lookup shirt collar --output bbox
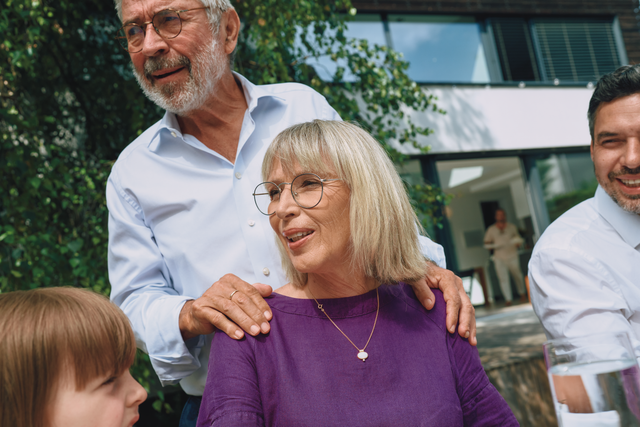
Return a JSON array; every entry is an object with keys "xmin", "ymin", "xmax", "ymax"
[
  {"xmin": 147, "ymin": 71, "xmax": 285, "ymax": 150},
  {"xmin": 596, "ymin": 185, "xmax": 640, "ymax": 249},
  {"xmin": 233, "ymin": 71, "xmax": 285, "ymax": 112}
]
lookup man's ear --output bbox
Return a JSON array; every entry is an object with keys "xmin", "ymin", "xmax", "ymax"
[
  {"xmin": 221, "ymin": 9, "xmax": 240, "ymax": 55},
  {"xmin": 590, "ymin": 139, "xmax": 594, "ymax": 162}
]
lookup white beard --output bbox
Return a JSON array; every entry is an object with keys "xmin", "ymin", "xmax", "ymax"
[{"xmin": 132, "ymin": 38, "xmax": 227, "ymax": 116}]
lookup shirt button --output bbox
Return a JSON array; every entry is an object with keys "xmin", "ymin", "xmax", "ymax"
[
  {"xmin": 248, "ymin": 220, "xmax": 255, "ymax": 227},
  {"xmin": 235, "ymin": 172, "xmax": 242, "ymax": 179},
  {"xmin": 171, "ymin": 131, "xmax": 177, "ymax": 138},
  {"xmin": 262, "ymin": 268, "xmax": 270, "ymax": 276}
]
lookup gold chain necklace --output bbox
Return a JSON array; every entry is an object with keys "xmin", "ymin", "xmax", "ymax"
[{"xmin": 309, "ymin": 288, "xmax": 379, "ymax": 362}]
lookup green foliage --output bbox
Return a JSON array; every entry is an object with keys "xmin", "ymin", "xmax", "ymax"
[
  {"xmin": 546, "ymin": 179, "xmax": 598, "ymax": 223},
  {"xmin": 0, "ymin": 141, "xmax": 111, "ymax": 291},
  {"xmin": 1, "ymin": 0, "xmax": 164, "ymax": 409},
  {"xmin": 406, "ymin": 182, "xmax": 454, "ymax": 232},
  {"xmin": 1, "ymin": 0, "xmax": 449, "ymax": 416}
]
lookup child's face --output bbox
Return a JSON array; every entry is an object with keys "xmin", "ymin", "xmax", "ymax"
[{"xmin": 48, "ymin": 368, "xmax": 147, "ymax": 427}]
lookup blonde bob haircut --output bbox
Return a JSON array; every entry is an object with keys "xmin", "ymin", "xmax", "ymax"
[
  {"xmin": 0, "ymin": 287, "xmax": 137, "ymax": 427},
  {"xmin": 262, "ymin": 120, "xmax": 427, "ymax": 287}
]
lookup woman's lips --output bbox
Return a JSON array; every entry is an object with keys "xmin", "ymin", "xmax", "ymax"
[{"xmin": 283, "ymin": 229, "xmax": 314, "ymax": 250}]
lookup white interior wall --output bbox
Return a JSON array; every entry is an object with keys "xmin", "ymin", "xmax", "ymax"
[{"xmin": 510, "ymin": 179, "xmax": 531, "ymax": 219}]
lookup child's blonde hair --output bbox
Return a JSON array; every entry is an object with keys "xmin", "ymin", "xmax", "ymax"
[{"xmin": 0, "ymin": 287, "xmax": 137, "ymax": 427}]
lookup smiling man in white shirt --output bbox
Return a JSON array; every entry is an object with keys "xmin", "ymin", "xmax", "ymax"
[
  {"xmin": 529, "ymin": 64, "xmax": 640, "ymax": 355},
  {"xmin": 107, "ymin": 0, "xmax": 476, "ymax": 424}
]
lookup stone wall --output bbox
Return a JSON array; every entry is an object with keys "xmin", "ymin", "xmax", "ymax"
[{"xmin": 486, "ymin": 356, "xmax": 557, "ymax": 427}]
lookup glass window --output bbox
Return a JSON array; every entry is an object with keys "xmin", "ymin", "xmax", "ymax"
[
  {"xmin": 490, "ymin": 18, "xmax": 540, "ymax": 82},
  {"xmin": 298, "ymin": 15, "xmax": 386, "ymax": 82},
  {"xmin": 532, "ymin": 19, "xmax": 622, "ymax": 82},
  {"xmin": 396, "ymin": 159, "xmax": 425, "ymax": 186},
  {"xmin": 345, "ymin": 15, "xmax": 387, "ymax": 44},
  {"xmin": 388, "ymin": 15, "xmax": 490, "ymax": 83},
  {"xmin": 535, "ymin": 153, "xmax": 597, "ymax": 222}
]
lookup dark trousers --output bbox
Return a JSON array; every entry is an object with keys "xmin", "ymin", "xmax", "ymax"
[{"xmin": 179, "ymin": 396, "xmax": 202, "ymax": 427}]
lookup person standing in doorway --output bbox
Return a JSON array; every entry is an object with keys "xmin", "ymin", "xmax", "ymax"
[{"xmin": 484, "ymin": 209, "xmax": 527, "ymax": 306}]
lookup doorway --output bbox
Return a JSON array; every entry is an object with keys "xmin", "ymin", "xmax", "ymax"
[{"xmin": 435, "ymin": 157, "xmax": 534, "ymax": 305}]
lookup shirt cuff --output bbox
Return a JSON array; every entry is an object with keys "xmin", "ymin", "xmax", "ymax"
[{"xmin": 145, "ymin": 296, "xmax": 206, "ymax": 386}]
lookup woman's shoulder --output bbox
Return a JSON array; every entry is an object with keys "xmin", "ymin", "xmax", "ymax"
[
  {"xmin": 383, "ymin": 283, "xmax": 448, "ymax": 331},
  {"xmin": 264, "ymin": 292, "xmax": 326, "ymax": 318}
]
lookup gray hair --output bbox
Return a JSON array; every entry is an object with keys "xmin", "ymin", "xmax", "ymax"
[
  {"xmin": 262, "ymin": 120, "xmax": 427, "ymax": 287},
  {"xmin": 114, "ymin": 0, "xmax": 234, "ymax": 33}
]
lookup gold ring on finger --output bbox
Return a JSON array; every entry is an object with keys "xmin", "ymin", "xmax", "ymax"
[{"xmin": 229, "ymin": 290, "xmax": 239, "ymax": 300}]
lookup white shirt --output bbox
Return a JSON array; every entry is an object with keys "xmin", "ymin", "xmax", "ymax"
[
  {"xmin": 529, "ymin": 186, "xmax": 640, "ymax": 354},
  {"xmin": 107, "ymin": 73, "xmax": 446, "ymax": 395},
  {"xmin": 484, "ymin": 223, "xmax": 522, "ymax": 260}
]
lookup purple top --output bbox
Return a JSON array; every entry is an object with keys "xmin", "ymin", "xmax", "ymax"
[{"xmin": 197, "ymin": 284, "xmax": 517, "ymax": 426}]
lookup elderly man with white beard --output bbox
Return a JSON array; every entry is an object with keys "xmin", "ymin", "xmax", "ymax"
[{"xmin": 107, "ymin": 0, "xmax": 476, "ymax": 423}]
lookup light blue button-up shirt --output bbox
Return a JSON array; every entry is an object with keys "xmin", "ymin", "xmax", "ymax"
[{"xmin": 107, "ymin": 73, "xmax": 445, "ymax": 395}]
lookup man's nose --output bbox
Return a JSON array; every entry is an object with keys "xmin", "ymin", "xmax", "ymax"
[
  {"xmin": 623, "ymin": 139, "xmax": 640, "ymax": 169},
  {"xmin": 140, "ymin": 24, "xmax": 169, "ymax": 57}
]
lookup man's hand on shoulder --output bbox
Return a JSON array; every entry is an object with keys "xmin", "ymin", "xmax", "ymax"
[
  {"xmin": 410, "ymin": 262, "xmax": 477, "ymax": 346},
  {"xmin": 179, "ymin": 274, "xmax": 273, "ymax": 341}
]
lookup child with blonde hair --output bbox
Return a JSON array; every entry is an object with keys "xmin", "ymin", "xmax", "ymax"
[{"xmin": 0, "ymin": 287, "xmax": 147, "ymax": 427}]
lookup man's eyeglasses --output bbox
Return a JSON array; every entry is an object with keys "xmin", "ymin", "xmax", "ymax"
[
  {"xmin": 115, "ymin": 7, "xmax": 209, "ymax": 53},
  {"xmin": 252, "ymin": 173, "xmax": 342, "ymax": 216}
]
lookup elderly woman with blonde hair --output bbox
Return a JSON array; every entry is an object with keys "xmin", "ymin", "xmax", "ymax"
[{"xmin": 197, "ymin": 120, "xmax": 516, "ymax": 426}]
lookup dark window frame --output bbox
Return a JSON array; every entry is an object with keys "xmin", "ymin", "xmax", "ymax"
[{"xmin": 318, "ymin": 13, "xmax": 627, "ymax": 86}]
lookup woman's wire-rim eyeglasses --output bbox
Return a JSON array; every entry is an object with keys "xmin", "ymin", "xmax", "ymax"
[
  {"xmin": 252, "ymin": 173, "xmax": 342, "ymax": 216},
  {"xmin": 115, "ymin": 7, "xmax": 210, "ymax": 53}
]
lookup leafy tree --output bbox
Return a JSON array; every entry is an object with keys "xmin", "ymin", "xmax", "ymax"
[{"xmin": 1, "ymin": 0, "xmax": 448, "ymax": 419}]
